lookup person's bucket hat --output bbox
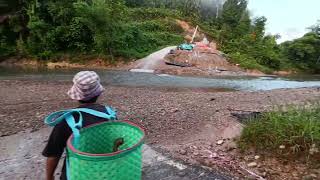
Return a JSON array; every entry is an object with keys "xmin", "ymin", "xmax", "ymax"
[{"xmin": 67, "ymin": 71, "xmax": 104, "ymax": 101}]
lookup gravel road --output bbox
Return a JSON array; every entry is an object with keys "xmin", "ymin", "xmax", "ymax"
[
  {"xmin": 1, "ymin": 80, "xmax": 319, "ymax": 144},
  {"xmin": 1, "ymin": 80, "xmax": 320, "ymax": 179}
]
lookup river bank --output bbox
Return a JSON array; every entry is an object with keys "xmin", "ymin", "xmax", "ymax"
[
  {"xmin": 1, "ymin": 79, "xmax": 320, "ymax": 179},
  {"xmin": 0, "ymin": 57, "xmax": 131, "ymax": 70},
  {"xmin": 0, "ymin": 55, "xmax": 296, "ymax": 78}
]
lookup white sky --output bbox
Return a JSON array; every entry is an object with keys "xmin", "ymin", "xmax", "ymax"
[{"xmin": 248, "ymin": 0, "xmax": 320, "ymax": 43}]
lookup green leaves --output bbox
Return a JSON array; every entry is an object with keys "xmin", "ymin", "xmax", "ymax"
[
  {"xmin": 221, "ymin": 0, "xmax": 248, "ymax": 29},
  {"xmin": 253, "ymin": 16, "xmax": 267, "ymax": 39},
  {"xmin": 2, "ymin": 0, "xmax": 318, "ymax": 71},
  {"xmin": 73, "ymin": 0, "xmax": 127, "ymax": 54},
  {"xmin": 281, "ymin": 29, "xmax": 320, "ymax": 73}
]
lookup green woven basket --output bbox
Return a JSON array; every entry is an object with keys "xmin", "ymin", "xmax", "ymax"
[{"xmin": 66, "ymin": 121, "xmax": 145, "ymax": 180}]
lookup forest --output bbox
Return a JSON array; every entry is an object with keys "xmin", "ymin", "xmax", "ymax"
[{"xmin": 0, "ymin": 0, "xmax": 319, "ymax": 73}]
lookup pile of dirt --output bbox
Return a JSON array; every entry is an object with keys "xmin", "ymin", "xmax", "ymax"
[
  {"xmin": 165, "ymin": 48, "xmax": 240, "ymax": 71},
  {"xmin": 166, "ymin": 20, "xmax": 245, "ymax": 74},
  {"xmin": 162, "ymin": 42, "xmax": 246, "ymax": 77}
]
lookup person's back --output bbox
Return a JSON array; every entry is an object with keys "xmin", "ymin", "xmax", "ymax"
[{"xmin": 42, "ymin": 71, "xmax": 110, "ymax": 180}]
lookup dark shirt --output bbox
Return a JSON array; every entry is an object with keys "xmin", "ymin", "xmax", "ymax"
[{"xmin": 42, "ymin": 103, "xmax": 109, "ymax": 180}]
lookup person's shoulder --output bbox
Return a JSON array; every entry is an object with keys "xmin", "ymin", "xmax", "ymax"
[
  {"xmin": 78, "ymin": 103, "xmax": 106, "ymax": 112},
  {"xmin": 54, "ymin": 119, "xmax": 69, "ymax": 130}
]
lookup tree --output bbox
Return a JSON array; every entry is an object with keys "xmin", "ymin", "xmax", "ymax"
[
  {"xmin": 235, "ymin": 10, "xmax": 251, "ymax": 37},
  {"xmin": 221, "ymin": 0, "xmax": 248, "ymax": 29},
  {"xmin": 253, "ymin": 16, "xmax": 267, "ymax": 39},
  {"xmin": 74, "ymin": 0, "xmax": 127, "ymax": 56},
  {"xmin": 281, "ymin": 29, "xmax": 320, "ymax": 72},
  {"xmin": 309, "ymin": 20, "xmax": 320, "ymax": 35}
]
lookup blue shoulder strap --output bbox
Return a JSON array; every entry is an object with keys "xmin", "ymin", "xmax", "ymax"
[{"xmin": 44, "ymin": 106, "xmax": 117, "ymax": 146}]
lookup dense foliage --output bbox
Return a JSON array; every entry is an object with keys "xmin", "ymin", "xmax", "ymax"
[
  {"xmin": 200, "ymin": 0, "xmax": 282, "ymax": 72},
  {"xmin": 0, "ymin": 0, "xmax": 183, "ymax": 60},
  {"xmin": 0, "ymin": 0, "xmax": 319, "ymax": 73},
  {"xmin": 281, "ymin": 22, "xmax": 320, "ymax": 73}
]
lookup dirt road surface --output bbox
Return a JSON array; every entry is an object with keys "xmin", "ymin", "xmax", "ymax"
[{"xmin": 1, "ymin": 80, "xmax": 320, "ymax": 179}]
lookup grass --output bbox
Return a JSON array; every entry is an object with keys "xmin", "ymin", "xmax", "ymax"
[{"xmin": 238, "ymin": 104, "xmax": 320, "ymax": 156}]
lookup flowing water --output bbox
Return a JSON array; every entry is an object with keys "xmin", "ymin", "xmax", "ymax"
[{"xmin": 0, "ymin": 67, "xmax": 319, "ymax": 91}]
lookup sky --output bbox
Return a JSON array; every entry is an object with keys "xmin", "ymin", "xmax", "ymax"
[{"xmin": 248, "ymin": 0, "xmax": 320, "ymax": 43}]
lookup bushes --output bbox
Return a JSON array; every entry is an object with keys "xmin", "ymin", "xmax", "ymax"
[
  {"xmin": 228, "ymin": 52, "xmax": 272, "ymax": 73},
  {"xmin": 11, "ymin": 1, "xmax": 90, "ymax": 59},
  {"xmin": 128, "ymin": 8, "xmax": 181, "ymax": 21},
  {"xmin": 0, "ymin": 19, "xmax": 19, "ymax": 59},
  {"xmin": 72, "ymin": 1, "xmax": 183, "ymax": 59},
  {"xmin": 19, "ymin": 0, "xmax": 184, "ymax": 60},
  {"xmin": 137, "ymin": 19, "xmax": 184, "ymax": 34},
  {"xmin": 1, "ymin": 0, "xmax": 319, "ymax": 73},
  {"xmin": 0, "ymin": 33, "xmax": 16, "ymax": 59},
  {"xmin": 222, "ymin": 35, "xmax": 282, "ymax": 73},
  {"xmin": 281, "ymin": 32, "xmax": 320, "ymax": 73},
  {"xmin": 239, "ymin": 104, "xmax": 320, "ymax": 156},
  {"xmin": 0, "ymin": 39, "xmax": 16, "ymax": 59},
  {"xmin": 0, "ymin": 0, "xmax": 185, "ymax": 61},
  {"xmin": 112, "ymin": 23, "xmax": 183, "ymax": 58}
]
